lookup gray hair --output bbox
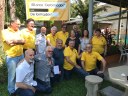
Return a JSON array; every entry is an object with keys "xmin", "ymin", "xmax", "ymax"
[
  {"xmin": 51, "ymin": 26, "xmax": 57, "ymax": 31},
  {"xmin": 46, "ymin": 46, "xmax": 53, "ymax": 52}
]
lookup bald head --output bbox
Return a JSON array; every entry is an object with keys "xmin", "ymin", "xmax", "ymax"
[
  {"xmin": 41, "ymin": 27, "xmax": 46, "ymax": 35},
  {"xmin": 25, "ymin": 49, "xmax": 35, "ymax": 64}
]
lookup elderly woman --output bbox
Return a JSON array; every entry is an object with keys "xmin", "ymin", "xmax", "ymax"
[{"xmin": 90, "ymin": 28, "xmax": 107, "ymax": 70}]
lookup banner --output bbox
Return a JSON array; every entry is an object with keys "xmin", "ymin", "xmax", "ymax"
[{"xmin": 25, "ymin": 0, "xmax": 70, "ymax": 21}]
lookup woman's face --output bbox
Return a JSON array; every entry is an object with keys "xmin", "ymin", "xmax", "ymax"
[
  {"xmin": 95, "ymin": 31, "xmax": 101, "ymax": 36},
  {"xmin": 83, "ymin": 30, "xmax": 88, "ymax": 37},
  {"xmin": 70, "ymin": 30, "xmax": 75, "ymax": 37}
]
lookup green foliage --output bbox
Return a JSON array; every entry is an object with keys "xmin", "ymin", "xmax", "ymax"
[
  {"xmin": 0, "ymin": 44, "xmax": 7, "ymax": 83},
  {"xmin": 71, "ymin": 0, "xmax": 110, "ymax": 30},
  {"xmin": 5, "ymin": 0, "xmax": 26, "ymax": 23},
  {"xmin": 15, "ymin": 0, "xmax": 26, "ymax": 22}
]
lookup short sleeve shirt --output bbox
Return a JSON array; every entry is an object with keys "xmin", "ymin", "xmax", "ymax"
[
  {"xmin": 56, "ymin": 31, "xmax": 69, "ymax": 46},
  {"xmin": 1, "ymin": 27, "xmax": 23, "ymax": 57},
  {"xmin": 64, "ymin": 46, "xmax": 78, "ymax": 70},
  {"xmin": 21, "ymin": 28, "xmax": 36, "ymax": 49},
  {"xmin": 15, "ymin": 59, "xmax": 37, "ymax": 90},
  {"xmin": 81, "ymin": 51, "xmax": 103, "ymax": 71},
  {"xmin": 46, "ymin": 33, "xmax": 57, "ymax": 47},
  {"xmin": 91, "ymin": 36, "xmax": 107, "ymax": 54}
]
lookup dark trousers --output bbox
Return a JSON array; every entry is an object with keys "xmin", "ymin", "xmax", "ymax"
[
  {"xmin": 15, "ymin": 80, "xmax": 52, "ymax": 96},
  {"xmin": 87, "ymin": 68, "xmax": 104, "ymax": 78},
  {"xmin": 64, "ymin": 67, "xmax": 89, "ymax": 80},
  {"xmin": 96, "ymin": 53, "xmax": 104, "ymax": 70}
]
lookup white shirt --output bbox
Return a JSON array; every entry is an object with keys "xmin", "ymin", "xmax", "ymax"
[
  {"xmin": 80, "ymin": 37, "xmax": 90, "ymax": 51},
  {"xmin": 35, "ymin": 33, "xmax": 47, "ymax": 54},
  {"xmin": 15, "ymin": 59, "xmax": 37, "ymax": 90}
]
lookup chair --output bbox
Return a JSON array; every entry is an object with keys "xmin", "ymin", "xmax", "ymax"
[{"xmin": 119, "ymin": 46, "xmax": 128, "ymax": 63}]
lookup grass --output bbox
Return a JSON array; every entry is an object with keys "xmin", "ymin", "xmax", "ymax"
[
  {"xmin": 0, "ymin": 44, "xmax": 125, "ymax": 96},
  {"xmin": 0, "ymin": 71, "xmax": 125, "ymax": 96}
]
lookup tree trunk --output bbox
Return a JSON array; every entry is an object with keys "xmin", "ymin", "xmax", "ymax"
[
  {"xmin": 9, "ymin": 0, "xmax": 16, "ymax": 19},
  {"xmin": 0, "ymin": 0, "xmax": 5, "ymax": 42},
  {"xmin": 82, "ymin": 18, "xmax": 88, "ymax": 32}
]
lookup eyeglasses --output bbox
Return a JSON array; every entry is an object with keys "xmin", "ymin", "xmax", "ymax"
[
  {"xmin": 48, "ymin": 50, "xmax": 53, "ymax": 53},
  {"xmin": 29, "ymin": 54, "xmax": 34, "ymax": 56}
]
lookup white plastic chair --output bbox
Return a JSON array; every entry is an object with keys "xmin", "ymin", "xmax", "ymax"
[{"xmin": 119, "ymin": 46, "xmax": 128, "ymax": 63}]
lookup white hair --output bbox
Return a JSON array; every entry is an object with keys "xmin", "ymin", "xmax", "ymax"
[
  {"xmin": 51, "ymin": 26, "xmax": 57, "ymax": 31},
  {"xmin": 46, "ymin": 46, "xmax": 53, "ymax": 52}
]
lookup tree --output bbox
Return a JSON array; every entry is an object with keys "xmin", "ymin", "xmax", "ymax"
[
  {"xmin": 0, "ymin": 0, "xmax": 5, "ymax": 41},
  {"xmin": 9, "ymin": 0, "xmax": 16, "ymax": 19},
  {"xmin": 71, "ymin": 0, "xmax": 109, "ymax": 31},
  {"xmin": 5, "ymin": 0, "xmax": 26, "ymax": 23}
]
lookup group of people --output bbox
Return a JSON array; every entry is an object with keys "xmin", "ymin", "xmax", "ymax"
[{"xmin": 1, "ymin": 17, "xmax": 107, "ymax": 96}]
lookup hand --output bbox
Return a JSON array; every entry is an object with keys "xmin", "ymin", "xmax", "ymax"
[
  {"xmin": 30, "ymin": 86, "xmax": 36, "ymax": 93},
  {"xmin": 97, "ymin": 71, "xmax": 104, "ymax": 74},
  {"xmin": 75, "ymin": 64, "xmax": 81, "ymax": 69}
]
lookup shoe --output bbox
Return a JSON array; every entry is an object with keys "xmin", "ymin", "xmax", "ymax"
[{"xmin": 10, "ymin": 92, "xmax": 16, "ymax": 96}]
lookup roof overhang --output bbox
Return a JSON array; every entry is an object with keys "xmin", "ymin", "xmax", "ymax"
[{"xmin": 96, "ymin": 0, "xmax": 128, "ymax": 8}]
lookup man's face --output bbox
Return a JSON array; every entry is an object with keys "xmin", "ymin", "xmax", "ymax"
[
  {"xmin": 27, "ymin": 51, "xmax": 35, "ymax": 63},
  {"xmin": 46, "ymin": 48, "xmax": 53, "ymax": 58},
  {"xmin": 86, "ymin": 44, "xmax": 92, "ymax": 53},
  {"xmin": 27, "ymin": 21, "xmax": 35, "ymax": 31},
  {"xmin": 41, "ymin": 27, "xmax": 46, "ymax": 35},
  {"xmin": 56, "ymin": 40, "xmax": 63, "ymax": 49},
  {"xmin": 11, "ymin": 19, "xmax": 21, "ymax": 31},
  {"xmin": 51, "ymin": 29, "xmax": 56, "ymax": 36},
  {"xmin": 62, "ymin": 25, "xmax": 67, "ymax": 32},
  {"xmin": 69, "ymin": 41, "xmax": 75, "ymax": 49}
]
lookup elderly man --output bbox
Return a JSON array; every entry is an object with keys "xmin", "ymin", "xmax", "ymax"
[
  {"xmin": 15, "ymin": 49, "xmax": 51, "ymax": 96},
  {"xmin": 47, "ymin": 26, "xmax": 57, "ymax": 47},
  {"xmin": 35, "ymin": 46, "xmax": 54, "ymax": 93},
  {"xmin": 35, "ymin": 26, "xmax": 50, "ymax": 54},
  {"xmin": 53, "ymin": 39, "xmax": 64, "ymax": 81},
  {"xmin": 21, "ymin": 18, "xmax": 36, "ymax": 51},
  {"xmin": 81, "ymin": 44, "xmax": 106, "ymax": 78},
  {"xmin": 1, "ymin": 17, "xmax": 25, "ymax": 96},
  {"xmin": 64, "ymin": 40, "xmax": 88, "ymax": 80}
]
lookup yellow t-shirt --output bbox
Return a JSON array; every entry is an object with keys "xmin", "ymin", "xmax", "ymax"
[
  {"xmin": 21, "ymin": 28, "xmax": 36, "ymax": 49},
  {"xmin": 92, "ymin": 36, "xmax": 107, "ymax": 54},
  {"xmin": 46, "ymin": 33, "xmax": 57, "ymax": 47},
  {"xmin": 64, "ymin": 46, "xmax": 78, "ymax": 70},
  {"xmin": 56, "ymin": 31, "xmax": 69, "ymax": 46},
  {"xmin": 1, "ymin": 27, "xmax": 23, "ymax": 57},
  {"xmin": 81, "ymin": 51, "xmax": 103, "ymax": 71}
]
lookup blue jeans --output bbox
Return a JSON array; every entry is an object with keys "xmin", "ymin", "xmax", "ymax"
[
  {"xmin": 64, "ymin": 67, "xmax": 89, "ymax": 80},
  {"xmin": 6, "ymin": 54, "xmax": 24, "ymax": 94},
  {"xmin": 16, "ymin": 80, "xmax": 52, "ymax": 96}
]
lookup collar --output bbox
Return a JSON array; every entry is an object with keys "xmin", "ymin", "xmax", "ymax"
[
  {"xmin": 8, "ymin": 27, "xmax": 19, "ymax": 32},
  {"xmin": 24, "ymin": 59, "xmax": 32, "ymax": 68}
]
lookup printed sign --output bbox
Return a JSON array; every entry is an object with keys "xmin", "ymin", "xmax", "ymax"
[{"xmin": 25, "ymin": 0, "xmax": 70, "ymax": 20}]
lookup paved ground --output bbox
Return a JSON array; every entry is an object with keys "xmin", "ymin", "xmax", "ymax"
[{"xmin": 104, "ymin": 60, "xmax": 128, "ymax": 80}]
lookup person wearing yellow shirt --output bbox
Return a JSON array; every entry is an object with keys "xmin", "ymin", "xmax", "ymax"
[
  {"xmin": 21, "ymin": 18, "xmax": 36, "ymax": 51},
  {"xmin": 56, "ymin": 24, "xmax": 69, "ymax": 47},
  {"xmin": 64, "ymin": 40, "xmax": 88, "ymax": 80},
  {"xmin": 47, "ymin": 26, "xmax": 57, "ymax": 47},
  {"xmin": 1, "ymin": 17, "xmax": 25, "ymax": 96},
  {"xmin": 81, "ymin": 44, "xmax": 106, "ymax": 78},
  {"xmin": 90, "ymin": 28, "xmax": 107, "ymax": 70}
]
